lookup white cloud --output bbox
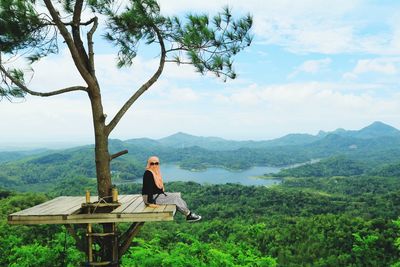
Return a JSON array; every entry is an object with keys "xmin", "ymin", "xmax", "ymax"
[
  {"xmin": 2, "ymin": 78, "xmax": 399, "ymax": 142},
  {"xmin": 157, "ymin": 0, "xmax": 400, "ymax": 55},
  {"xmin": 343, "ymin": 57, "xmax": 400, "ymax": 79},
  {"xmin": 289, "ymin": 58, "xmax": 331, "ymax": 78},
  {"xmin": 353, "ymin": 58, "xmax": 399, "ymax": 75},
  {"xmin": 149, "ymin": 86, "xmax": 201, "ymax": 103},
  {"xmin": 1, "ymin": 97, "xmax": 93, "ymax": 143},
  {"xmin": 251, "ymin": 1, "xmax": 400, "ymax": 55},
  {"xmin": 342, "ymin": 72, "xmax": 358, "ymax": 80},
  {"xmin": 205, "ymin": 82, "xmax": 400, "ymax": 138}
]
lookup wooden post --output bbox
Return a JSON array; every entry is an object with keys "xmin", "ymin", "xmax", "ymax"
[
  {"xmin": 87, "ymin": 224, "xmax": 93, "ymax": 263},
  {"xmin": 86, "ymin": 190, "xmax": 91, "ymax": 203},
  {"xmin": 112, "ymin": 187, "xmax": 118, "ymax": 202},
  {"xmin": 86, "ymin": 190, "xmax": 93, "ymax": 264},
  {"xmin": 112, "ymin": 223, "xmax": 118, "ymax": 266},
  {"xmin": 83, "ymin": 190, "xmax": 122, "ymax": 266}
]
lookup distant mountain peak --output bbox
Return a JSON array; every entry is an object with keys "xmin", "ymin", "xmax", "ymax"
[
  {"xmin": 160, "ymin": 132, "xmax": 227, "ymax": 142},
  {"xmin": 332, "ymin": 128, "xmax": 346, "ymax": 134},
  {"xmin": 363, "ymin": 121, "xmax": 396, "ymax": 129},
  {"xmin": 164, "ymin": 132, "xmax": 194, "ymax": 138},
  {"xmin": 173, "ymin": 132, "xmax": 193, "ymax": 136},
  {"xmin": 357, "ymin": 121, "xmax": 400, "ymax": 138}
]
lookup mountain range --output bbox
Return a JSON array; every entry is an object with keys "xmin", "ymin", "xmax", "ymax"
[
  {"xmin": 1, "ymin": 121, "xmax": 399, "ymax": 191},
  {"xmin": 125, "ymin": 121, "xmax": 400, "ymax": 150}
]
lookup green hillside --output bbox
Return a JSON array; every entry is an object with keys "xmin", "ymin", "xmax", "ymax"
[
  {"xmin": 274, "ymin": 156, "xmax": 369, "ymax": 178},
  {"xmin": 1, "ymin": 176, "xmax": 400, "ymax": 266},
  {"xmin": 1, "ymin": 122, "xmax": 400, "ymax": 191}
]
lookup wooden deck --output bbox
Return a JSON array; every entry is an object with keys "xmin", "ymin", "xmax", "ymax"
[{"xmin": 8, "ymin": 194, "xmax": 176, "ymax": 225}]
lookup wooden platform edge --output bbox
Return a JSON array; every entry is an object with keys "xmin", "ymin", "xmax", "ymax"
[{"xmin": 8, "ymin": 207, "xmax": 176, "ymax": 225}]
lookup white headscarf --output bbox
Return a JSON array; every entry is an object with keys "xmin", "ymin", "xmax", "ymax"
[{"xmin": 146, "ymin": 156, "xmax": 164, "ymax": 190}]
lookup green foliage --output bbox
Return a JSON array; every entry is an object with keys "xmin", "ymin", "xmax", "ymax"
[
  {"xmin": 122, "ymin": 235, "xmax": 276, "ymax": 267},
  {"xmin": 0, "ymin": 149, "xmax": 47, "ymax": 163},
  {"xmin": 393, "ymin": 218, "xmax": 400, "ymax": 266},
  {"xmin": 0, "ymin": 192, "xmax": 48, "ymax": 216},
  {"xmin": 0, "ymin": 0, "xmax": 46, "ymax": 53},
  {"xmin": 352, "ymin": 233, "xmax": 380, "ymax": 266},
  {"xmin": 2, "ymin": 229, "xmax": 83, "ymax": 267},
  {"xmin": 395, "ymin": 219, "xmax": 400, "ymax": 250},
  {"xmin": 369, "ymin": 162, "xmax": 400, "ymax": 177},
  {"xmin": 105, "ymin": 1, "xmax": 252, "ymax": 80},
  {"xmin": 118, "ymin": 180, "xmax": 400, "ymax": 266},
  {"xmin": 8, "ymin": 242, "xmax": 55, "ymax": 267},
  {"xmin": 0, "ymin": 144, "xmax": 145, "ymax": 191},
  {"xmin": 0, "ymin": 132, "xmax": 400, "ymax": 265},
  {"xmin": 275, "ymin": 156, "xmax": 367, "ymax": 178},
  {"xmin": 104, "ymin": 0, "xmax": 164, "ymax": 67},
  {"xmin": 0, "ymin": 66, "xmax": 27, "ymax": 100},
  {"xmin": 1, "ymin": 178, "xmax": 400, "ymax": 266},
  {"xmin": 0, "ymin": 193, "xmax": 83, "ymax": 266}
]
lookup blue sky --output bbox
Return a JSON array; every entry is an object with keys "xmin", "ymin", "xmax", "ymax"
[{"xmin": 2, "ymin": 0, "xmax": 400, "ymax": 147}]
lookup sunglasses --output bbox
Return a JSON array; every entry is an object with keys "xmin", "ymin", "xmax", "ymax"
[{"xmin": 150, "ymin": 162, "xmax": 159, "ymax": 166}]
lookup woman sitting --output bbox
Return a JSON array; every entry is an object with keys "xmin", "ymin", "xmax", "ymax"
[{"xmin": 142, "ymin": 156, "xmax": 201, "ymax": 222}]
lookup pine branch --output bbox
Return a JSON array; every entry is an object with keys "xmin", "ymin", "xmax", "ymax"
[
  {"xmin": 0, "ymin": 64, "xmax": 87, "ymax": 97},
  {"xmin": 87, "ymin": 17, "xmax": 99, "ymax": 75}
]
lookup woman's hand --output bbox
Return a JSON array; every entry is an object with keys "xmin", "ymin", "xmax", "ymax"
[{"xmin": 146, "ymin": 203, "xmax": 159, "ymax": 208}]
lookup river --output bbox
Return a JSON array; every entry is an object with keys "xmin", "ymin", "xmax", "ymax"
[{"xmin": 138, "ymin": 164, "xmax": 282, "ymax": 186}]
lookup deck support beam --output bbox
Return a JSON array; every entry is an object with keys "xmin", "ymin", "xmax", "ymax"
[
  {"xmin": 118, "ymin": 222, "xmax": 145, "ymax": 260},
  {"xmin": 64, "ymin": 224, "xmax": 85, "ymax": 252}
]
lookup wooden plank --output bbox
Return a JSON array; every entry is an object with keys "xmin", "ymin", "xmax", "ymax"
[
  {"xmin": 118, "ymin": 212, "xmax": 174, "ymax": 221},
  {"xmin": 119, "ymin": 196, "xmax": 143, "ymax": 213},
  {"xmin": 141, "ymin": 204, "xmax": 167, "ymax": 213},
  {"xmin": 9, "ymin": 215, "xmax": 65, "ymax": 224},
  {"xmin": 115, "ymin": 194, "xmax": 129, "ymax": 204},
  {"xmin": 64, "ymin": 198, "xmax": 90, "ymax": 215},
  {"xmin": 153, "ymin": 204, "xmax": 167, "ymax": 212},
  {"xmin": 12, "ymin": 195, "xmax": 134, "ymax": 216},
  {"xmin": 23, "ymin": 196, "xmax": 84, "ymax": 218},
  {"xmin": 111, "ymin": 195, "xmax": 140, "ymax": 213},
  {"xmin": 142, "ymin": 206, "xmax": 155, "ymax": 212},
  {"xmin": 131, "ymin": 200, "xmax": 147, "ymax": 213},
  {"xmin": 25, "ymin": 196, "xmax": 78, "ymax": 215},
  {"xmin": 164, "ymin": 205, "xmax": 176, "ymax": 214},
  {"xmin": 46, "ymin": 195, "xmax": 105, "ymax": 215},
  {"xmin": 10, "ymin": 196, "xmax": 65, "ymax": 216},
  {"xmin": 46, "ymin": 197, "xmax": 86, "ymax": 215}
]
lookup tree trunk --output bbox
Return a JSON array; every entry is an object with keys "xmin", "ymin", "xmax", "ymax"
[
  {"xmin": 89, "ymin": 89, "xmax": 112, "ymax": 199},
  {"xmin": 89, "ymin": 88, "xmax": 116, "ymax": 264}
]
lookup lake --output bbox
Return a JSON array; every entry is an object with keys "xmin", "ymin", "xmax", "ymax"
[{"xmin": 150, "ymin": 164, "xmax": 282, "ymax": 186}]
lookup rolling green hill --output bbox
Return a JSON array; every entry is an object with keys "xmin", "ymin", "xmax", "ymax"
[{"xmin": 0, "ymin": 121, "xmax": 399, "ymax": 190}]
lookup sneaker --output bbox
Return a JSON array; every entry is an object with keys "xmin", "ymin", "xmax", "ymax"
[{"xmin": 186, "ymin": 212, "xmax": 202, "ymax": 222}]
